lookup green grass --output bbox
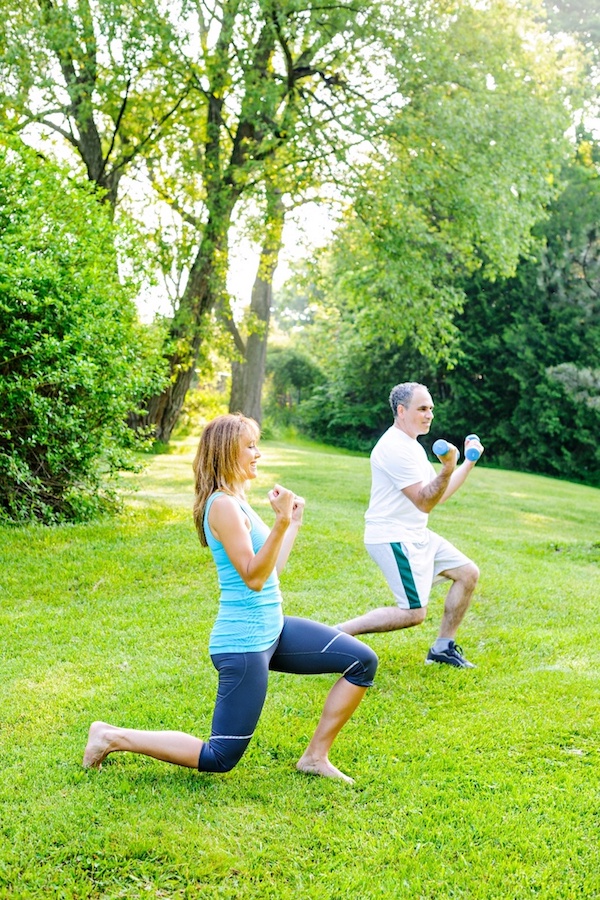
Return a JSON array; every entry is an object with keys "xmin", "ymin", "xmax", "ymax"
[{"xmin": 1, "ymin": 437, "xmax": 599, "ymax": 899}]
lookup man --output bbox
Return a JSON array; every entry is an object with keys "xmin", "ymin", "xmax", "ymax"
[{"xmin": 336, "ymin": 382, "xmax": 483, "ymax": 668}]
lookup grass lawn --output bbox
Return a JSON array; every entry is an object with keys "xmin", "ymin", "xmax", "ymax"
[{"xmin": 1, "ymin": 436, "xmax": 599, "ymax": 899}]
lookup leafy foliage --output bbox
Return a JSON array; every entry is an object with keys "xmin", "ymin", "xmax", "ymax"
[
  {"xmin": 431, "ymin": 142, "xmax": 600, "ymax": 486},
  {"xmin": 0, "ymin": 0, "xmax": 186, "ymax": 207},
  {"xmin": 0, "ymin": 140, "xmax": 167, "ymax": 523},
  {"xmin": 264, "ymin": 345, "xmax": 325, "ymax": 426},
  {"xmin": 0, "ymin": 0, "xmax": 584, "ymax": 441},
  {"xmin": 322, "ymin": 0, "xmax": 577, "ymax": 362},
  {"xmin": 267, "ymin": 0, "xmax": 583, "ymax": 455},
  {"xmin": 269, "ymin": 138, "xmax": 600, "ymax": 486},
  {"xmin": 0, "ymin": 0, "xmax": 415, "ymax": 438},
  {"xmin": 290, "ymin": 328, "xmax": 433, "ymax": 451},
  {"xmin": 544, "ymin": 0, "xmax": 600, "ymax": 74}
]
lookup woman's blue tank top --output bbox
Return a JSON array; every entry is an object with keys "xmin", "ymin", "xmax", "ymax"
[{"xmin": 204, "ymin": 491, "xmax": 284, "ymax": 654}]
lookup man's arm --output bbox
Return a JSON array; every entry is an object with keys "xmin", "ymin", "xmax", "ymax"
[
  {"xmin": 438, "ymin": 460, "xmax": 477, "ymax": 503},
  {"xmin": 401, "ymin": 452, "xmax": 458, "ymax": 513},
  {"xmin": 439, "ymin": 435, "xmax": 484, "ymax": 502}
]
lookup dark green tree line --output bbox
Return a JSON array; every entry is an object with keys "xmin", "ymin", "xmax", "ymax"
[
  {"xmin": 433, "ymin": 137, "xmax": 600, "ymax": 485},
  {"xmin": 275, "ymin": 138, "xmax": 600, "ymax": 485}
]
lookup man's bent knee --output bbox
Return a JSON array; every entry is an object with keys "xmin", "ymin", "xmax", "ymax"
[
  {"xmin": 462, "ymin": 562, "xmax": 480, "ymax": 589},
  {"xmin": 444, "ymin": 562, "xmax": 479, "ymax": 589}
]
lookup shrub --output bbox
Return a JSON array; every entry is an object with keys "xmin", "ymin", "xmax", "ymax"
[
  {"xmin": 0, "ymin": 140, "xmax": 167, "ymax": 523},
  {"xmin": 264, "ymin": 346, "xmax": 325, "ymax": 426}
]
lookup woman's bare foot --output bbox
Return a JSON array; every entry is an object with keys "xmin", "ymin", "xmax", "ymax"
[
  {"xmin": 296, "ymin": 753, "xmax": 354, "ymax": 784},
  {"xmin": 82, "ymin": 721, "xmax": 117, "ymax": 769}
]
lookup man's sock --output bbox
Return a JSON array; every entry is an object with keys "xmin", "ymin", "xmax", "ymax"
[{"xmin": 433, "ymin": 638, "xmax": 453, "ymax": 653}]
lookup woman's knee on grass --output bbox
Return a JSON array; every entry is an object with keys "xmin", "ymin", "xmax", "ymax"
[
  {"xmin": 336, "ymin": 633, "xmax": 379, "ymax": 687},
  {"xmin": 198, "ymin": 736, "xmax": 251, "ymax": 773}
]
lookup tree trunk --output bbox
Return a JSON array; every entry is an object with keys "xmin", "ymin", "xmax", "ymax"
[
  {"xmin": 229, "ymin": 280, "xmax": 272, "ymax": 422},
  {"xmin": 132, "ymin": 197, "xmax": 236, "ymax": 442},
  {"xmin": 137, "ymin": 333, "xmax": 202, "ymax": 442},
  {"xmin": 229, "ymin": 189, "xmax": 285, "ymax": 424}
]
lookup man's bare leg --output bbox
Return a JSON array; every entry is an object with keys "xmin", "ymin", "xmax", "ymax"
[
  {"xmin": 437, "ymin": 563, "xmax": 479, "ymax": 640},
  {"xmin": 336, "ymin": 606, "xmax": 426, "ymax": 636}
]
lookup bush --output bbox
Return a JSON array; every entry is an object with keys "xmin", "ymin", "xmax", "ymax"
[
  {"xmin": 264, "ymin": 346, "xmax": 325, "ymax": 426},
  {"xmin": 0, "ymin": 140, "xmax": 167, "ymax": 523},
  {"xmin": 431, "ymin": 263, "xmax": 600, "ymax": 486},
  {"xmin": 293, "ymin": 334, "xmax": 435, "ymax": 452}
]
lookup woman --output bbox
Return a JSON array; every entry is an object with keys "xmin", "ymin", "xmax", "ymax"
[{"xmin": 83, "ymin": 413, "xmax": 377, "ymax": 783}]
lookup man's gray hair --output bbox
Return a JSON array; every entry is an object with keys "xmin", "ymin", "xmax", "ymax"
[{"xmin": 389, "ymin": 382, "xmax": 428, "ymax": 418}]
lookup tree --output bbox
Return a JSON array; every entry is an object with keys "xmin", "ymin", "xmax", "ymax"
[
  {"xmin": 266, "ymin": 0, "xmax": 582, "ymax": 448},
  {"xmin": 0, "ymin": 0, "xmax": 188, "ymax": 211},
  {"xmin": 320, "ymin": 0, "xmax": 578, "ymax": 364},
  {"xmin": 284, "ymin": 139, "xmax": 600, "ymax": 483},
  {"xmin": 0, "ymin": 0, "xmax": 396, "ymax": 439},
  {"xmin": 0, "ymin": 139, "xmax": 166, "ymax": 523},
  {"xmin": 544, "ymin": 0, "xmax": 600, "ymax": 64},
  {"xmin": 431, "ymin": 138, "xmax": 600, "ymax": 485},
  {"xmin": 133, "ymin": 0, "xmax": 409, "ymax": 440},
  {"xmin": 228, "ymin": 184, "xmax": 285, "ymax": 422},
  {"xmin": 0, "ymin": 0, "xmax": 583, "ymax": 444},
  {"xmin": 294, "ymin": 329, "xmax": 434, "ymax": 450},
  {"xmin": 231, "ymin": 0, "xmax": 582, "ymax": 422},
  {"xmin": 264, "ymin": 345, "xmax": 325, "ymax": 426}
]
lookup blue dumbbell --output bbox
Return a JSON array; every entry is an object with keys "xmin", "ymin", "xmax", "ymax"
[
  {"xmin": 433, "ymin": 436, "xmax": 481, "ymax": 461},
  {"xmin": 432, "ymin": 439, "xmax": 457, "ymax": 459},
  {"xmin": 465, "ymin": 433, "xmax": 481, "ymax": 461}
]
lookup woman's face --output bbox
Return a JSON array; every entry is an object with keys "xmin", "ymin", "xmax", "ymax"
[{"xmin": 238, "ymin": 428, "xmax": 261, "ymax": 481}]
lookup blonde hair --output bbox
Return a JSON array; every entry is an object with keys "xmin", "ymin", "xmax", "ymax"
[{"xmin": 192, "ymin": 413, "xmax": 260, "ymax": 546}]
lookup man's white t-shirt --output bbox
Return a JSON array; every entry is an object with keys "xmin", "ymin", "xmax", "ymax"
[{"xmin": 364, "ymin": 426, "xmax": 436, "ymax": 544}]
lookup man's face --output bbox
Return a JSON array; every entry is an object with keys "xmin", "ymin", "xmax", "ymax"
[{"xmin": 396, "ymin": 387, "xmax": 434, "ymax": 438}]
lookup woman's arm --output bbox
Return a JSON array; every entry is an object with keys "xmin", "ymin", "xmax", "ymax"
[
  {"xmin": 276, "ymin": 495, "xmax": 305, "ymax": 574},
  {"xmin": 208, "ymin": 485, "xmax": 294, "ymax": 591}
]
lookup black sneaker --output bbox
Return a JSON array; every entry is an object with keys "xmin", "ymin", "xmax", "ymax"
[{"xmin": 426, "ymin": 641, "xmax": 475, "ymax": 668}]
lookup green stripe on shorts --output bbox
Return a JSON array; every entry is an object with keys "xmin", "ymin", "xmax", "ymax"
[{"xmin": 390, "ymin": 542, "xmax": 422, "ymax": 609}]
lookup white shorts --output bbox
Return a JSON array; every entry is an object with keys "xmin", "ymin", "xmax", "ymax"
[{"xmin": 365, "ymin": 532, "xmax": 472, "ymax": 610}]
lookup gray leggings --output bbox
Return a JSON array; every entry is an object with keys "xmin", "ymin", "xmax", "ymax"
[{"xmin": 198, "ymin": 616, "xmax": 378, "ymax": 773}]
